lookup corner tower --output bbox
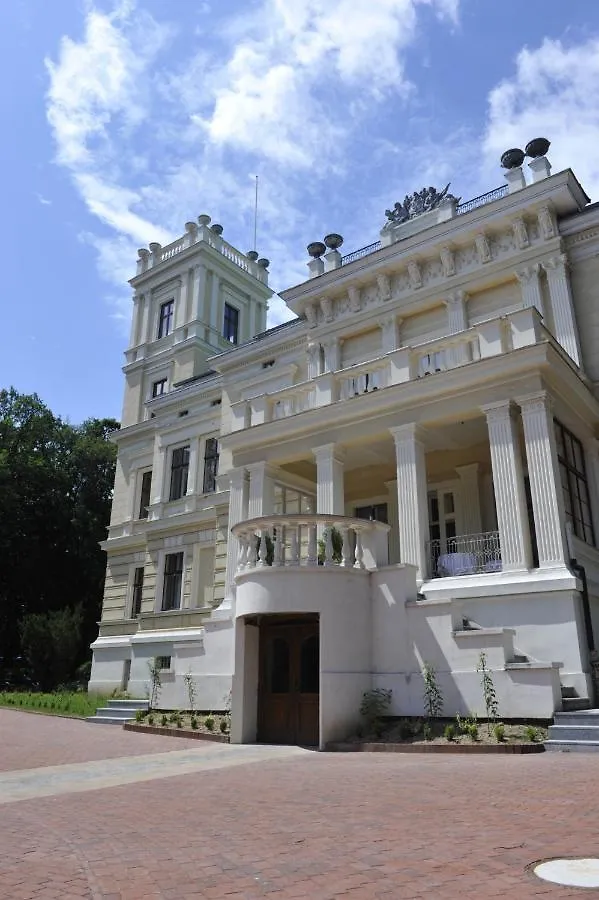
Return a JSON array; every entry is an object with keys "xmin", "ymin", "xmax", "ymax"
[{"xmin": 122, "ymin": 216, "xmax": 272, "ymax": 426}]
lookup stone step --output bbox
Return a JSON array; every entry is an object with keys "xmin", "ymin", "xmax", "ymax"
[
  {"xmin": 544, "ymin": 740, "xmax": 599, "ymax": 752},
  {"xmin": 86, "ymin": 715, "xmax": 133, "ymax": 725},
  {"xmin": 561, "ymin": 686, "xmax": 578, "ymax": 698},
  {"xmin": 105, "ymin": 699, "xmax": 149, "ymax": 710},
  {"xmin": 548, "ymin": 725, "xmax": 599, "ymax": 742},
  {"xmin": 561, "ymin": 697, "xmax": 591, "ymax": 712},
  {"xmin": 94, "ymin": 707, "xmax": 138, "ymax": 719},
  {"xmin": 553, "ymin": 710, "xmax": 599, "ymax": 727}
]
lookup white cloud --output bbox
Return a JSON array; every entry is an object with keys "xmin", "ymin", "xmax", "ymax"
[
  {"xmin": 483, "ymin": 36, "xmax": 599, "ymax": 201},
  {"xmin": 36, "ymin": 193, "xmax": 52, "ymax": 206}
]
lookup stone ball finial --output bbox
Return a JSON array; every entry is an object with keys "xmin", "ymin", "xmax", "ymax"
[
  {"xmin": 525, "ymin": 137, "xmax": 550, "ymax": 159},
  {"xmin": 307, "ymin": 241, "xmax": 326, "ymax": 259},
  {"xmin": 500, "ymin": 148, "xmax": 525, "ymax": 169},
  {"xmin": 324, "ymin": 233, "xmax": 344, "ymax": 250}
]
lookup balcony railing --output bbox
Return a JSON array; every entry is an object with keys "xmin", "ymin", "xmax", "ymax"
[
  {"xmin": 232, "ymin": 514, "xmax": 390, "ymax": 571},
  {"xmin": 427, "ymin": 531, "xmax": 502, "ymax": 578}
]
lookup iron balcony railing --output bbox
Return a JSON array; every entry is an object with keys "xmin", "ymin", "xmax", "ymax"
[{"xmin": 427, "ymin": 531, "xmax": 502, "ymax": 579}]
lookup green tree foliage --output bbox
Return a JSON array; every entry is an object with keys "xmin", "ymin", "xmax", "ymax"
[
  {"xmin": 19, "ymin": 606, "xmax": 83, "ymax": 691},
  {"xmin": 0, "ymin": 388, "xmax": 118, "ymax": 686}
]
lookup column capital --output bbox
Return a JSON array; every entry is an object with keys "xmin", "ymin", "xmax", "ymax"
[
  {"xmin": 515, "ymin": 263, "xmax": 541, "ymax": 284},
  {"xmin": 542, "ymin": 252, "xmax": 569, "ymax": 274},
  {"xmin": 389, "ymin": 423, "xmax": 426, "ymax": 447},
  {"xmin": 229, "ymin": 467, "xmax": 248, "ymax": 490},
  {"xmin": 481, "ymin": 399, "xmax": 517, "ymax": 423},
  {"xmin": 245, "ymin": 461, "xmax": 279, "ymax": 479},
  {"xmin": 313, "ymin": 443, "xmax": 345, "ymax": 465},
  {"xmin": 516, "ymin": 390, "xmax": 552, "ymax": 415}
]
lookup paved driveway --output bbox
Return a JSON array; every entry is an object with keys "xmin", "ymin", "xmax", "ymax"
[{"xmin": 2, "ymin": 710, "xmax": 599, "ymax": 899}]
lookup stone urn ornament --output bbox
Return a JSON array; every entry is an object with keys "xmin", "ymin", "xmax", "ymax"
[
  {"xmin": 525, "ymin": 137, "xmax": 550, "ymax": 158},
  {"xmin": 500, "ymin": 148, "xmax": 525, "ymax": 169}
]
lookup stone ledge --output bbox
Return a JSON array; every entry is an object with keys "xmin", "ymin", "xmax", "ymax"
[
  {"xmin": 123, "ymin": 723, "xmax": 228, "ymax": 742},
  {"xmin": 326, "ymin": 741, "xmax": 545, "ymax": 754}
]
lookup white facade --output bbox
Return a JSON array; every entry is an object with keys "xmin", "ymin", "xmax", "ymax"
[{"xmin": 91, "ymin": 153, "xmax": 599, "ymax": 746}]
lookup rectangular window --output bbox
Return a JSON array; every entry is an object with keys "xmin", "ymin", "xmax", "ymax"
[
  {"xmin": 555, "ymin": 420, "xmax": 595, "ymax": 546},
  {"xmin": 155, "ymin": 655, "xmax": 171, "ymax": 670},
  {"xmin": 131, "ymin": 567, "xmax": 144, "ymax": 617},
  {"xmin": 157, "ymin": 299, "xmax": 174, "ymax": 339},
  {"xmin": 169, "ymin": 446, "xmax": 190, "ymax": 501},
  {"xmin": 152, "ymin": 378, "xmax": 167, "ymax": 398},
  {"xmin": 162, "ymin": 553, "xmax": 183, "ymax": 611},
  {"xmin": 138, "ymin": 471, "xmax": 152, "ymax": 519},
  {"xmin": 202, "ymin": 438, "xmax": 219, "ymax": 493},
  {"xmin": 223, "ymin": 302, "xmax": 239, "ymax": 344}
]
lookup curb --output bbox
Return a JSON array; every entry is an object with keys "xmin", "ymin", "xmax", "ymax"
[
  {"xmin": 123, "ymin": 723, "xmax": 229, "ymax": 743},
  {"xmin": 326, "ymin": 741, "xmax": 545, "ymax": 754}
]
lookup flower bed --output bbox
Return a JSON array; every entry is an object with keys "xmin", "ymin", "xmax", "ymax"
[{"xmin": 129, "ymin": 710, "xmax": 230, "ymax": 741}]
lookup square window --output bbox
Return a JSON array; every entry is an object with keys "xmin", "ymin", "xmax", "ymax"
[
  {"xmin": 202, "ymin": 438, "xmax": 219, "ymax": 493},
  {"xmin": 152, "ymin": 378, "xmax": 167, "ymax": 398},
  {"xmin": 223, "ymin": 303, "xmax": 239, "ymax": 344},
  {"xmin": 158, "ymin": 300, "xmax": 174, "ymax": 339},
  {"xmin": 155, "ymin": 655, "xmax": 171, "ymax": 670}
]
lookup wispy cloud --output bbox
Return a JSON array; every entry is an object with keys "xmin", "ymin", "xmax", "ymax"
[{"xmin": 36, "ymin": 193, "xmax": 52, "ymax": 206}]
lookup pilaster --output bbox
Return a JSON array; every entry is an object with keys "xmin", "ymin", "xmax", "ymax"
[
  {"xmin": 542, "ymin": 254, "xmax": 582, "ymax": 367},
  {"xmin": 389, "ymin": 424, "xmax": 428, "ymax": 580},
  {"xmin": 313, "ymin": 444, "xmax": 345, "ymax": 515},
  {"xmin": 209, "ymin": 271, "xmax": 220, "ymax": 341},
  {"xmin": 149, "ymin": 436, "xmax": 167, "ymax": 514},
  {"xmin": 224, "ymin": 467, "xmax": 249, "ymax": 605},
  {"xmin": 380, "ymin": 315, "xmax": 400, "ymax": 353},
  {"xmin": 190, "ymin": 264, "xmax": 207, "ymax": 324},
  {"xmin": 186, "ymin": 436, "xmax": 201, "ymax": 495},
  {"xmin": 174, "ymin": 275, "xmax": 188, "ymax": 329},
  {"xmin": 482, "ymin": 401, "xmax": 531, "ymax": 571},
  {"xmin": 516, "ymin": 264, "xmax": 544, "ymax": 318},
  {"xmin": 455, "ymin": 463, "xmax": 482, "ymax": 535},
  {"xmin": 517, "ymin": 391, "xmax": 568, "ymax": 567}
]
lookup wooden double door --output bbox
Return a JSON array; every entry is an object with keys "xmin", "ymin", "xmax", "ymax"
[{"xmin": 258, "ymin": 617, "xmax": 319, "ymax": 747}]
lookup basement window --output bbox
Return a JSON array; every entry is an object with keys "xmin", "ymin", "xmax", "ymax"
[{"xmin": 155, "ymin": 656, "xmax": 171, "ymax": 671}]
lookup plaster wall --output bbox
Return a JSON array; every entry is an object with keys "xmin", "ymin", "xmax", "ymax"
[{"xmin": 569, "ymin": 253, "xmax": 599, "ymax": 382}]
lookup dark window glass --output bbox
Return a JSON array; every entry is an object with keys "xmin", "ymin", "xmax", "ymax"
[
  {"xmin": 202, "ymin": 438, "xmax": 219, "ymax": 493},
  {"xmin": 355, "ymin": 503, "xmax": 388, "ymax": 523},
  {"xmin": 223, "ymin": 302, "xmax": 239, "ymax": 344},
  {"xmin": 158, "ymin": 300, "xmax": 174, "ymax": 339},
  {"xmin": 132, "ymin": 567, "xmax": 144, "ymax": 617},
  {"xmin": 300, "ymin": 635, "xmax": 319, "ymax": 693},
  {"xmin": 156, "ymin": 655, "xmax": 171, "ymax": 670},
  {"xmin": 269, "ymin": 638, "xmax": 290, "ymax": 693},
  {"xmin": 169, "ymin": 446, "xmax": 190, "ymax": 501},
  {"xmin": 152, "ymin": 378, "xmax": 167, "ymax": 398},
  {"xmin": 162, "ymin": 553, "xmax": 183, "ymax": 611},
  {"xmin": 554, "ymin": 420, "xmax": 595, "ymax": 546},
  {"xmin": 139, "ymin": 471, "xmax": 152, "ymax": 519}
]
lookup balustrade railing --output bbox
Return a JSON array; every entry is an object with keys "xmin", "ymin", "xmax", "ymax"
[
  {"xmin": 427, "ymin": 531, "xmax": 502, "ymax": 578},
  {"xmin": 336, "ymin": 358, "xmax": 388, "ymax": 399},
  {"xmin": 232, "ymin": 515, "xmax": 390, "ymax": 571}
]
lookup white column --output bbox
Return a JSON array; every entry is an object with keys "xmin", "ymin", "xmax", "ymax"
[
  {"xmin": 390, "ymin": 425, "xmax": 429, "ymax": 580},
  {"xmin": 247, "ymin": 462, "xmax": 275, "ymax": 517},
  {"xmin": 482, "ymin": 401, "xmax": 531, "ymax": 571},
  {"xmin": 542, "ymin": 254, "xmax": 582, "ymax": 367},
  {"xmin": 313, "ymin": 444, "xmax": 345, "ymax": 515},
  {"xmin": 517, "ymin": 391, "xmax": 568, "ymax": 568},
  {"xmin": 224, "ymin": 468, "xmax": 249, "ymax": 605},
  {"xmin": 516, "ymin": 264, "xmax": 544, "ymax": 318},
  {"xmin": 385, "ymin": 478, "xmax": 400, "ymax": 564},
  {"xmin": 455, "ymin": 463, "xmax": 482, "ymax": 535},
  {"xmin": 209, "ymin": 271, "xmax": 220, "ymax": 343},
  {"xmin": 186, "ymin": 436, "xmax": 201, "ymax": 496}
]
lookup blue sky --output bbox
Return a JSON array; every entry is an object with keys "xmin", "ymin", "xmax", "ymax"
[{"xmin": 2, "ymin": 0, "xmax": 599, "ymax": 423}]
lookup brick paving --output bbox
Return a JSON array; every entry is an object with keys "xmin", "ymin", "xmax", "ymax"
[{"xmin": 2, "ymin": 711, "xmax": 599, "ymax": 898}]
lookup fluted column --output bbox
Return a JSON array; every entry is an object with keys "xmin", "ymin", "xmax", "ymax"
[
  {"xmin": 482, "ymin": 402, "xmax": 531, "ymax": 571},
  {"xmin": 518, "ymin": 391, "xmax": 568, "ymax": 567},
  {"xmin": 390, "ymin": 425, "xmax": 428, "ymax": 580},
  {"xmin": 516, "ymin": 264, "xmax": 544, "ymax": 317},
  {"xmin": 224, "ymin": 468, "xmax": 249, "ymax": 604},
  {"xmin": 542, "ymin": 254, "xmax": 582, "ymax": 367},
  {"xmin": 247, "ymin": 462, "xmax": 275, "ymax": 518},
  {"xmin": 455, "ymin": 463, "xmax": 482, "ymax": 535},
  {"xmin": 313, "ymin": 444, "xmax": 345, "ymax": 515}
]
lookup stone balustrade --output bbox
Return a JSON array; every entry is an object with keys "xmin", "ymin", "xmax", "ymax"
[{"xmin": 232, "ymin": 514, "xmax": 390, "ymax": 571}]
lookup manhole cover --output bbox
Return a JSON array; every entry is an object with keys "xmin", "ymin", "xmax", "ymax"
[{"xmin": 534, "ymin": 858, "xmax": 599, "ymax": 888}]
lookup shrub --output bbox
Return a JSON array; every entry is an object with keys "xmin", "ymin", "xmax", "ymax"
[
  {"xmin": 175, "ymin": 715, "xmax": 182, "ymax": 728},
  {"xmin": 204, "ymin": 715, "xmax": 215, "ymax": 731},
  {"xmin": 147, "ymin": 714, "xmax": 154, "ymax": 725},
  {"xmin": 19, "ymin": 606, "xmax": 83, "ymax": 692},
  {"xmin": 423, "ymin": 723, "xmax": 432, "ymax": 742},
  {"xmin": 467, "ymin": 723, "xmax": 479, "ymax": 741},
  {"xmin": 168, "ymin": 712, "xmax": 178, "ymax": 724},
  {"xmin": 444, "ymin": 724, "xmax": 456, "ymax": 742},
  {"xmin": 317, "ymin": 527, "xmax": 343, "ymax": 565},
  {"xmin": 525, "ymin": 725, "xmax": 538, "ymax": 743},
  {"xmin": 220, "ymin": 718, "xmax": 228, "ymax": 734},
  {"xmin": 183, "ymin": 671, "xmax": 197, "ymax": 713},
  {"xmin": 398, "ymin": 719, "xmax": 412, "ymax": 741},
  {"xmin": 494, "ymin": 723, "xmax": 505, "ymax": 743},
  {"xmin": 190, "ymin": 716, "xmax": 198, "ymax": 729},
  {"xmin": 359, "ymin": 688, "xmax": 392, "ymax": 732},
  {"xmin": 477, "ymin": 651, "xmax": 499, "ymax": 733},
  {"xmin": 135, "ymin": 709, "xmax": 145, "ymax": 723},
  {"xmin": 161, "ymin": 714, "xmax": 168, "ymax": 727},
  {"xmin": 422, "ymin": 663, "xmax": 443, "ymax": 719}
]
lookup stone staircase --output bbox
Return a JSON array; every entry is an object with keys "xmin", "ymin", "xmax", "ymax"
[
  {"xmin": 560, "ymin": 684, "xmax": 591, "ymax": 712},
  {"xmin": 545, "ymin": 709, "xmax": 599, "ymax": 752},
  {"xmin": 86, "ymin": 698, "xmax": 149, "ymax": 725}
]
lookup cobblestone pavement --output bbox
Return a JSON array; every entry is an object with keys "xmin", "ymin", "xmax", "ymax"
[{"xmin": 2, "ymin": 711, "xmax": 599, "ymax": 899}]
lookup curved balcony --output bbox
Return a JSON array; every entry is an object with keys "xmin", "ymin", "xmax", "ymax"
[{"xmin": 232, "ymin": 514, "xmax": 390, "ymax": 572}]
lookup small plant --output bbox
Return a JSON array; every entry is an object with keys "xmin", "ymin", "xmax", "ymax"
[
  {"xmin": 360, "ymin": 688, "xmax": 392, "ymax": 735},
  {"xmin": 175, "ymin": 715, "xmax": 183, "ymax": 728},
  {"xmin": 398, "ymin": 719, "xmax": 412, "ymax": 741},
  {"xmin": 169, "ymin": 712, "xmax": 178, "ymax": 724},
  {"xmin": 494, "ymin": 723, "xmax": 505, "ymax": 743},
  {"xmin": 467, "ymin": 722, "xmax": 479, "ymax": 741},
  {"xmin": 422, "ymin": 662, "xmax": 443, "ymax": 719},
  {"xmin": 147, "ymin": 714, "xmax": 154, "ymax": 725},
  {"xmin": 161, "ymin": 714, "xmax": 168, "ymax": 727},
  {"xmin": 190, "ymin": 716, "xmax": 198, "ymax": 729},
  {"xmin": 423, "ymin": 722, "xmax": 432, "ymax": 742},
  {"xmin": 444, "ymin": 723, "xmax": 456, "ymax": 742},
  {"xmin": 183, "ymin": 670, "xmax": 197, "ymax": 713},
  {"xmin": 147, "ymin": 659, "xmax": 162, "ymax": 711},
  {"xmin": 220, "ymin": 718, "xmax": 228, "ymax": 734},
  {"xmin": 525, "ymin": 725, "xmax": 538, "ymax": 743},
  {"xmin": 135, "ymin": 709, "xmax": 145, "ymax": 723},
  {"xmin": 204, "ymin": 715, "xmax": 215, "ymax": 731},
  {"xmin": 477, "ymin": 651, "xmax": 499, "ymax": 734}
]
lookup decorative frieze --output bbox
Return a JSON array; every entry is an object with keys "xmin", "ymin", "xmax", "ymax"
[
  {"xmin": 320, "ymin": 296, "xmax": 334, "ymax": 323},
  {"xmin": 376, "ymin": 273, "xmax": 391, "ymax": 302},
  {"xmin": 512, "ymin": 217, "xmax": 529, "ymax": 250},
  {"xmin": 475, "ymin": 233, "xmax": 491, "ymax": 265},
  {"xmin": 440, "ymin": 245, "xmax": 455, "ymax": 278},
  {"xmin": 537, "ymin": 205, "xmax": 556, "ymax": 240},
  {"xmin": 305, "ymin": 303, "xmax": 318, "ymax": 328},
  {"xmin": 408, "ymin": 260, "xmax": 422, "ymax": 290},
  {"xmin": 348, "ymin": 286, "xmax": 361, "ymax": 312}
]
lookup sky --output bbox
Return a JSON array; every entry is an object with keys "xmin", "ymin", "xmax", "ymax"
[{"xmin": 2, "ymin": 0, "xmax": 599, "ymax": 424}]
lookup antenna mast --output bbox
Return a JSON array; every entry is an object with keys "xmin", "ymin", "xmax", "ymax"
[{"xmin": 253, "ymin": 175, "xmax": 259, "ymax": 252}]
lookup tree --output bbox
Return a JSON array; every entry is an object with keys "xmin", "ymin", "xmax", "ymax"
[
  {"xmin": 20, "ymin": 606, "xmax": 83, "ymax": 691},
  {"xmin": 0, "ymin": 388, "xmax": 118, "ymax": 685}
]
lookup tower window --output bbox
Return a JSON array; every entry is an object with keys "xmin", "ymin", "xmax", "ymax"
[
  {"xmin": 223, "ymin": 303, "xmax": 239, "ymax": 344},
  {"xmin": 138, "ymin": 470, "xmax": 152, "ymax": 519},
  {"xmin": 169, "ymin": 446, "xmax": 190, "ymax": 501},
  {"xmin": 131, "ymin": 567, "xmax": 144, "ymax": 617},
  {"xmin": 152, "ymin": 378, "xmax": 167, "ymax": 398},
  {"xmin": 202, "ymin": 438, "xmax": 219, "ymax": 493},
  {"xmin": 158, "ymin": 300, "xmax": 174, "ymax": 339},
  {"xmin": 162, "ymin": 553, "xmax": 183, "ymax": 611}
]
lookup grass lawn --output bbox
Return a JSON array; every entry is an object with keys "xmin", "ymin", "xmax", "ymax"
[{"xmin": 0, "ymin": 691, "xmax": 112, "ymax": 718}]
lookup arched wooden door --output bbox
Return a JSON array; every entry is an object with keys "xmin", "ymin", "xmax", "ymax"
[{"xmin": 258, "ymin": 617, "xmax": 319, "ymax": 746}]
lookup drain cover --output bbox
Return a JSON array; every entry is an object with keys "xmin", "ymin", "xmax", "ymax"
[{"xmin": 534, "ymin": 858, "xmax": 599, "ymax": 888}]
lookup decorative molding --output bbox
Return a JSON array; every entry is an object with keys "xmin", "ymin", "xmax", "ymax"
[
  {"xmin": 376, "ymin": 273, "xmax": 391, "ymax": 302},
  {"xmin": 537, "ymin": 205, "xmax": 556, "ymax": 241},
  {"xmin": 407, "ymin": 260, "xmax": 422, "ymax": 290},
  {"xmin": 440, "ymin": 246, "xmax": 455, "ymax": 278},
  {"xmin": 305, "ymin": 302, "xmax": 318, "ymax": 328},
  {"xmin": 512, "ymin": 217, "xmax": 529, "ymax": 250},
  {"xmin": 348, "ymin": 285, "xmax": 361, "ymax": 312},
  {"xmin": 475, "ymin": 233, "xmax": 491, "ymax": 265},
  {"xmin": 320, "ymin": 296, "xmax": 334, "ymax": 322}
]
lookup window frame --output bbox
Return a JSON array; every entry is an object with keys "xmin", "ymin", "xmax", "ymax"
[
  {"xmin": 161, "ymin": 551, "xmax": 184, "ymax": 611},
  {"xmin": 152, "ymin": 378, "xmax": 167, "ymax": 398},
  {"xmin": 223, "ymin": 302, "xmax": 240, "ymax": 345},
  {"xmin": 202, "ymin": 437, "xmax": 219, "ymax": 494},
  {"xmin": 554, "ymin": 419, "xmax": 595, "ymax": 546},
  {"xmin": 138, "ymin": 470, "xmax": 152, "ymax": 519},
  {"xmin": 157, "ymin": 299, "xmax": 175, "ymax": 339},
  {"xmin": 131, "ymin": 566, "xmax": 144, "ymax": 617},
  {"xmin": 169, "ymin": 445, "xmax": 190, "ymax": 501}
]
